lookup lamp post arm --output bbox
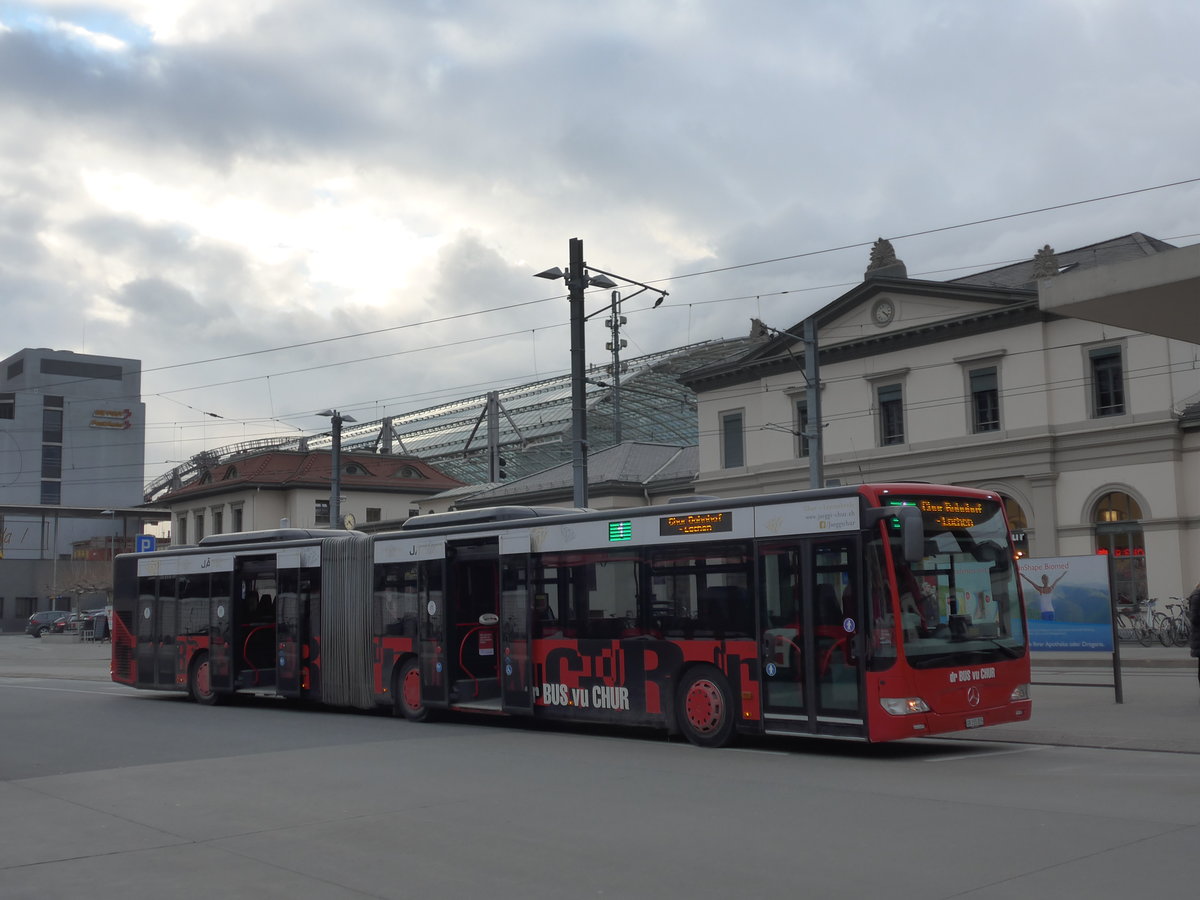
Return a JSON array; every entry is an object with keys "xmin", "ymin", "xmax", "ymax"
[{"xmin": 583, "ymin": 265, "xmax": 669, "ymax": 303}]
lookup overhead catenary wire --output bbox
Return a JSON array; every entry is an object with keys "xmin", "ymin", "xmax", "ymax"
[{"xmin": 15, "ymin": 182, "xmax": 1200, "ymax": 485}]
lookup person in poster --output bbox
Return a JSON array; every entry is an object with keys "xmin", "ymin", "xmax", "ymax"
[{"xmin": 1021, "ymin": 570, "xmax": 1067, "ymax": 621}]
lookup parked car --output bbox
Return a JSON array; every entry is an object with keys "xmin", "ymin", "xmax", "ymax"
[
  {"xmin": 50, "ymin": 613, "xmax": 79, "ymax": 634},
  {"xmin": 26, "ymin": 610, "xmax": 73, "ymax": 637},
  {"xmin": 80, "ymin": 608, "xmax": 109, "ymax": 638}
]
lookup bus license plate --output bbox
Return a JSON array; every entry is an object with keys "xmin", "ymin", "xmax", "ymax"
[{"xmin": 965, "ymin": 716, "xmax": 984, "ymax": 728}]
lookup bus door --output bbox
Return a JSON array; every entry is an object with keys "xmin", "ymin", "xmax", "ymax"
[
  {"xmin": 499, "ymin": 532, "xmax": 534, "ymax": 714},
  {"xmin": 274, "ymin": 553, "xmax": 304, "ymax": 698},
  {"xmin": 442, "ymin": 539, "xmax": 502, "ymax": 707},
  {"xmin": 135, "ymin": 573, "xmax": 178, "ymax": 690},
  {"xmin": 232, "ymin": 555, "xmax": 278, "ymax": 692},
  {"xmin": 418, "ymin": 555, "xmax": 450, "ymax": 710},
  {"xmin": 760, "ymin": 536, "xmax": 864, "ymax": 737},
  {"xmin": 208, "ymin": 569, "xmax": 235, "ymax": 695}
]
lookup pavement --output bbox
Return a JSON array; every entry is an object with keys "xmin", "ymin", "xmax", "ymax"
[{"xmin": 2, "ymin": 634, "xmax": 1198, "ymax": 754}]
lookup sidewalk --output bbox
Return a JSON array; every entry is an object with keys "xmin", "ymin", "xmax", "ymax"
[{"xmin": 1, "ymin": 635, "xmax": 1197, "ymax": 753}]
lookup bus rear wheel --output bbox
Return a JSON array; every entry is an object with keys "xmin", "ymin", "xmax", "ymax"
[
  {"xmin": 394, "ymin": 658, "xmax": 429, "ymax": 722},
  {"xmin": 676, "ymin": 665, "xmax": 735, "ymax": 748},
  {"xmin": 189, "ymin": 652, "xmax": 226, "ymax": 706}
]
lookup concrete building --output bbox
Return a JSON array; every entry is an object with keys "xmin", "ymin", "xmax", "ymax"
[
  {"xmin": 682, "ymin": 233, "xmax": 1200, "ymax": 606},
  {"xmin": 0, "ymin": 348, "xmax": 154, "ymax": 630}
]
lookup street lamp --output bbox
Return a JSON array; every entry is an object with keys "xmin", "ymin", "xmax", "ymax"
[
  {"xmin": 535, "ymin": 238, "xmax": 668, "ymax": 508},
  {"xmin": 318, "ymin": 409, "xmax": 357, "ymax": 529}
]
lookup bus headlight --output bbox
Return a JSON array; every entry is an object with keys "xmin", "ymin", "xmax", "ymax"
[
  {"xmin": 1009, "ymin": 684, "xmax": 1030, "ymax": 701},
  {"xmin": 879, "ymin": 697, "xmax": 931, "ymax": 716}
]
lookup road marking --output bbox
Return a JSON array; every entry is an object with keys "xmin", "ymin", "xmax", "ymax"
[
  {"xmin": 0, "ymin": 681, "xmax": 127, "ymax": 696},
  {"xmin": 931, "ymin": 748, "xmax": 1056, "ymax": 763}
]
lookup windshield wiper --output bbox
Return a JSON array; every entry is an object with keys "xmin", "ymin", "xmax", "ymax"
[{"xmin": 986, "ymin": 638, "xmax": 1022, "ymax": 659}]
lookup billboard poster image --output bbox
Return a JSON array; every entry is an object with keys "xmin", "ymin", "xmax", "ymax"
[{"xmin": 1018, "ymin": 555, "xmax": 1114, "ymax": 652}]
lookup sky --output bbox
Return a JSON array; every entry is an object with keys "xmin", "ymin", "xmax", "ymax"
[{"xmin": 1, "ymin": 0, "xmax": 1198, "ymax": 488}]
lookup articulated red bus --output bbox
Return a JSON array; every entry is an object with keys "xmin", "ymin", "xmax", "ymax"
[{"xmin": 111, "ymin": 483, "xmax": 1031, "ymax": 746}]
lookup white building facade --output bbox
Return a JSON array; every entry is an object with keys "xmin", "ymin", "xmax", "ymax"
[{"xmin": 684, "ymin": 235, "xmax": 1200, "ymax": 607}]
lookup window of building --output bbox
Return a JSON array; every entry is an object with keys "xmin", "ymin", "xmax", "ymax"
[
  {"xmin": 1000, "ymin": 494, "xmax": 1029, "ymax": 558},
  {"xmin": 176, "ymin": 516, "xmax": 187, "ymax": 545},
  {"xmin": 794, "ymin": 398, "xmax": 810, "ymax": 458},
  {"xmin": 720, "ymin": 410, "xmax": 745, "ymax": 468},
  {"xmin": 366, "ymin": 507, "xmax": 382, "ymax": 523},
  {"xmin": 0, "ymin": 392, "xmax": 13, "ymax": 419},
  {"xmin": 16, "ymin": 597, "xmax": 36, "ymax": 618},
  {"xmin": 877, "ymin": 383, "xmax": 904, "ymax": 446},
  {"xmin": 315, "ymin": 499, "xmax": 330, "ymax": 526},
  {"xmin": 1090, "ymin": 346, "xmax": 1125, "ymax": 417},
  {"xmin": 212, "ymin": 508, "xmax": 223, "ymax": 535},
  {"xmin": 42, "ymin": 406, "xmax": 63, "ymax": 444},
  {"xmin": 40, "ymin": 480, "xmax": 61, "ymax": 504},
  {"xmin": 41, "ymin": 445, "xmax": 62, "ymax": 480},
  {"xmin": 231, "ymin": 506, "xmax": 244, "ymax": 532},
  {"xmin": 1093, "ymin": 491, "xmax": 1146, "ymax": 604},
  {"xmin": 970, "ymin": 367, "xmax": 1000, "ymax": 432},
  {"xmin": 194, "ymin": 513, "xmax": 205, "ymax": 542}
]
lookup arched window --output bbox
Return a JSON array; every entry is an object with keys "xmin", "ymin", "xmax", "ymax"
[
  {"xmin": 1000, "ymin": 495, "xmax": 1029, "ymax": 558},
  {"xmin": 1092, "ymin": 491, "xmax": 1146, "ymax": 605}
]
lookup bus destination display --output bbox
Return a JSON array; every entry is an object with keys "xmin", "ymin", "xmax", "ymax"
[
  {"xmin": 659, "ymin": 511, "xmax": 733, "ymax": 536},
  {"xmin": 891, "ymin": 498, "xmax": 987, "ymax": 529}
]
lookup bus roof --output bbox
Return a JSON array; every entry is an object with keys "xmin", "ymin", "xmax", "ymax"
[
  {"xmin": 401, "ymin": 506, "xmax": 584, "ymax": 531},
  {"xmin": 197, "ymin": 528, "xmax": 361, "ymax": 547}
]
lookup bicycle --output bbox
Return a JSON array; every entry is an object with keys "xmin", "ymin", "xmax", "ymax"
[
  {"xmin": 1163, "ymin": 598, "xmax": 1192, "ymax": 648},
  {"xmin": 1139, "ymin": 599, "xmax": 1176, "ymax": 647},
  {"xmin": 1114, "ymin": 600, "xmax": 1154, "ymax": 646}
]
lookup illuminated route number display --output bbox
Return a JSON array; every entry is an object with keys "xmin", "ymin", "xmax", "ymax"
[
  {"xmin": 888, "ymin": 498, "xmax": 987, "ymax": 530},
  {"xmin": 658, "ymin": 511, "xmax": 733, "ymax": 536}
]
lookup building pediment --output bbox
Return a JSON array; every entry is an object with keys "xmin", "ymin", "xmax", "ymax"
[{"xmin": 682, "ymin": 277, "xmax": 1037, "ymax": 390}]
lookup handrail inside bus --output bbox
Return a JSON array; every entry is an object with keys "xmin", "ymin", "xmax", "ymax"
[
  {"xmin": 456, "ymin": 624, "xmax": 496, "ymax": 698},
  {"xmin": 242, "ymin": 624, "xmax": 275, "ymax": 685}
]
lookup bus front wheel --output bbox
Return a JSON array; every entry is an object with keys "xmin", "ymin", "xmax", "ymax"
[
  {"xmin": 394, "ymin": 658, "xmax": 429, "ymax": 722},
  {"xmin": 676, "ymin": 665, "xmax": 735, "ymax": 748},
  {"xmin": 189, "ymin": 652, "xmax": 226, "ymax": 706}
]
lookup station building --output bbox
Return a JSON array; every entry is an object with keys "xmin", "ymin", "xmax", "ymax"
[{"xmin": 682, "ymin": 233, "xmax": 1200, "ymax": 607}]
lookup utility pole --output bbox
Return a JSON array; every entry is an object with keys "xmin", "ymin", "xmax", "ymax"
[
  {"xmin": 486, "ymin": 391, "xmax": 505, "ymax": 482},
  {"xmin": 804, "ymin": 317, "xmax": 823, "ymax": 489},
  {"xmin": 606, "ymin": 290, "xmax": 627, "ymax": 444},
  {"xmin": 566, "ymin": 238, "xmax": 589, "ymax": 507},
  {"xmin": 535, "ymin": 239, "xmax": 667, "ymax": 509}
]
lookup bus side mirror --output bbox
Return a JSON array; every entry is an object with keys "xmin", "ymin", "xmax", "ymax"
[
  {"xmin": 865, "ymin": 506, "xmax": 925, "ymax": 563},
  {"xmin": 896, "ymin": 506, "xmax": 925, "ymax": 563}
]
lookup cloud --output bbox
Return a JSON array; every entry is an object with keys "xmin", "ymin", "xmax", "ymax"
[{"xmin": 0, "ymin": 0, "xmax": 1198, "ymax": 484}]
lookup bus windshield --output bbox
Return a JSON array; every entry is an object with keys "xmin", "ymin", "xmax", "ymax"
[{"xmin": 887, "ymin": 496, "xmax": 1026, "ymax": 669}]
